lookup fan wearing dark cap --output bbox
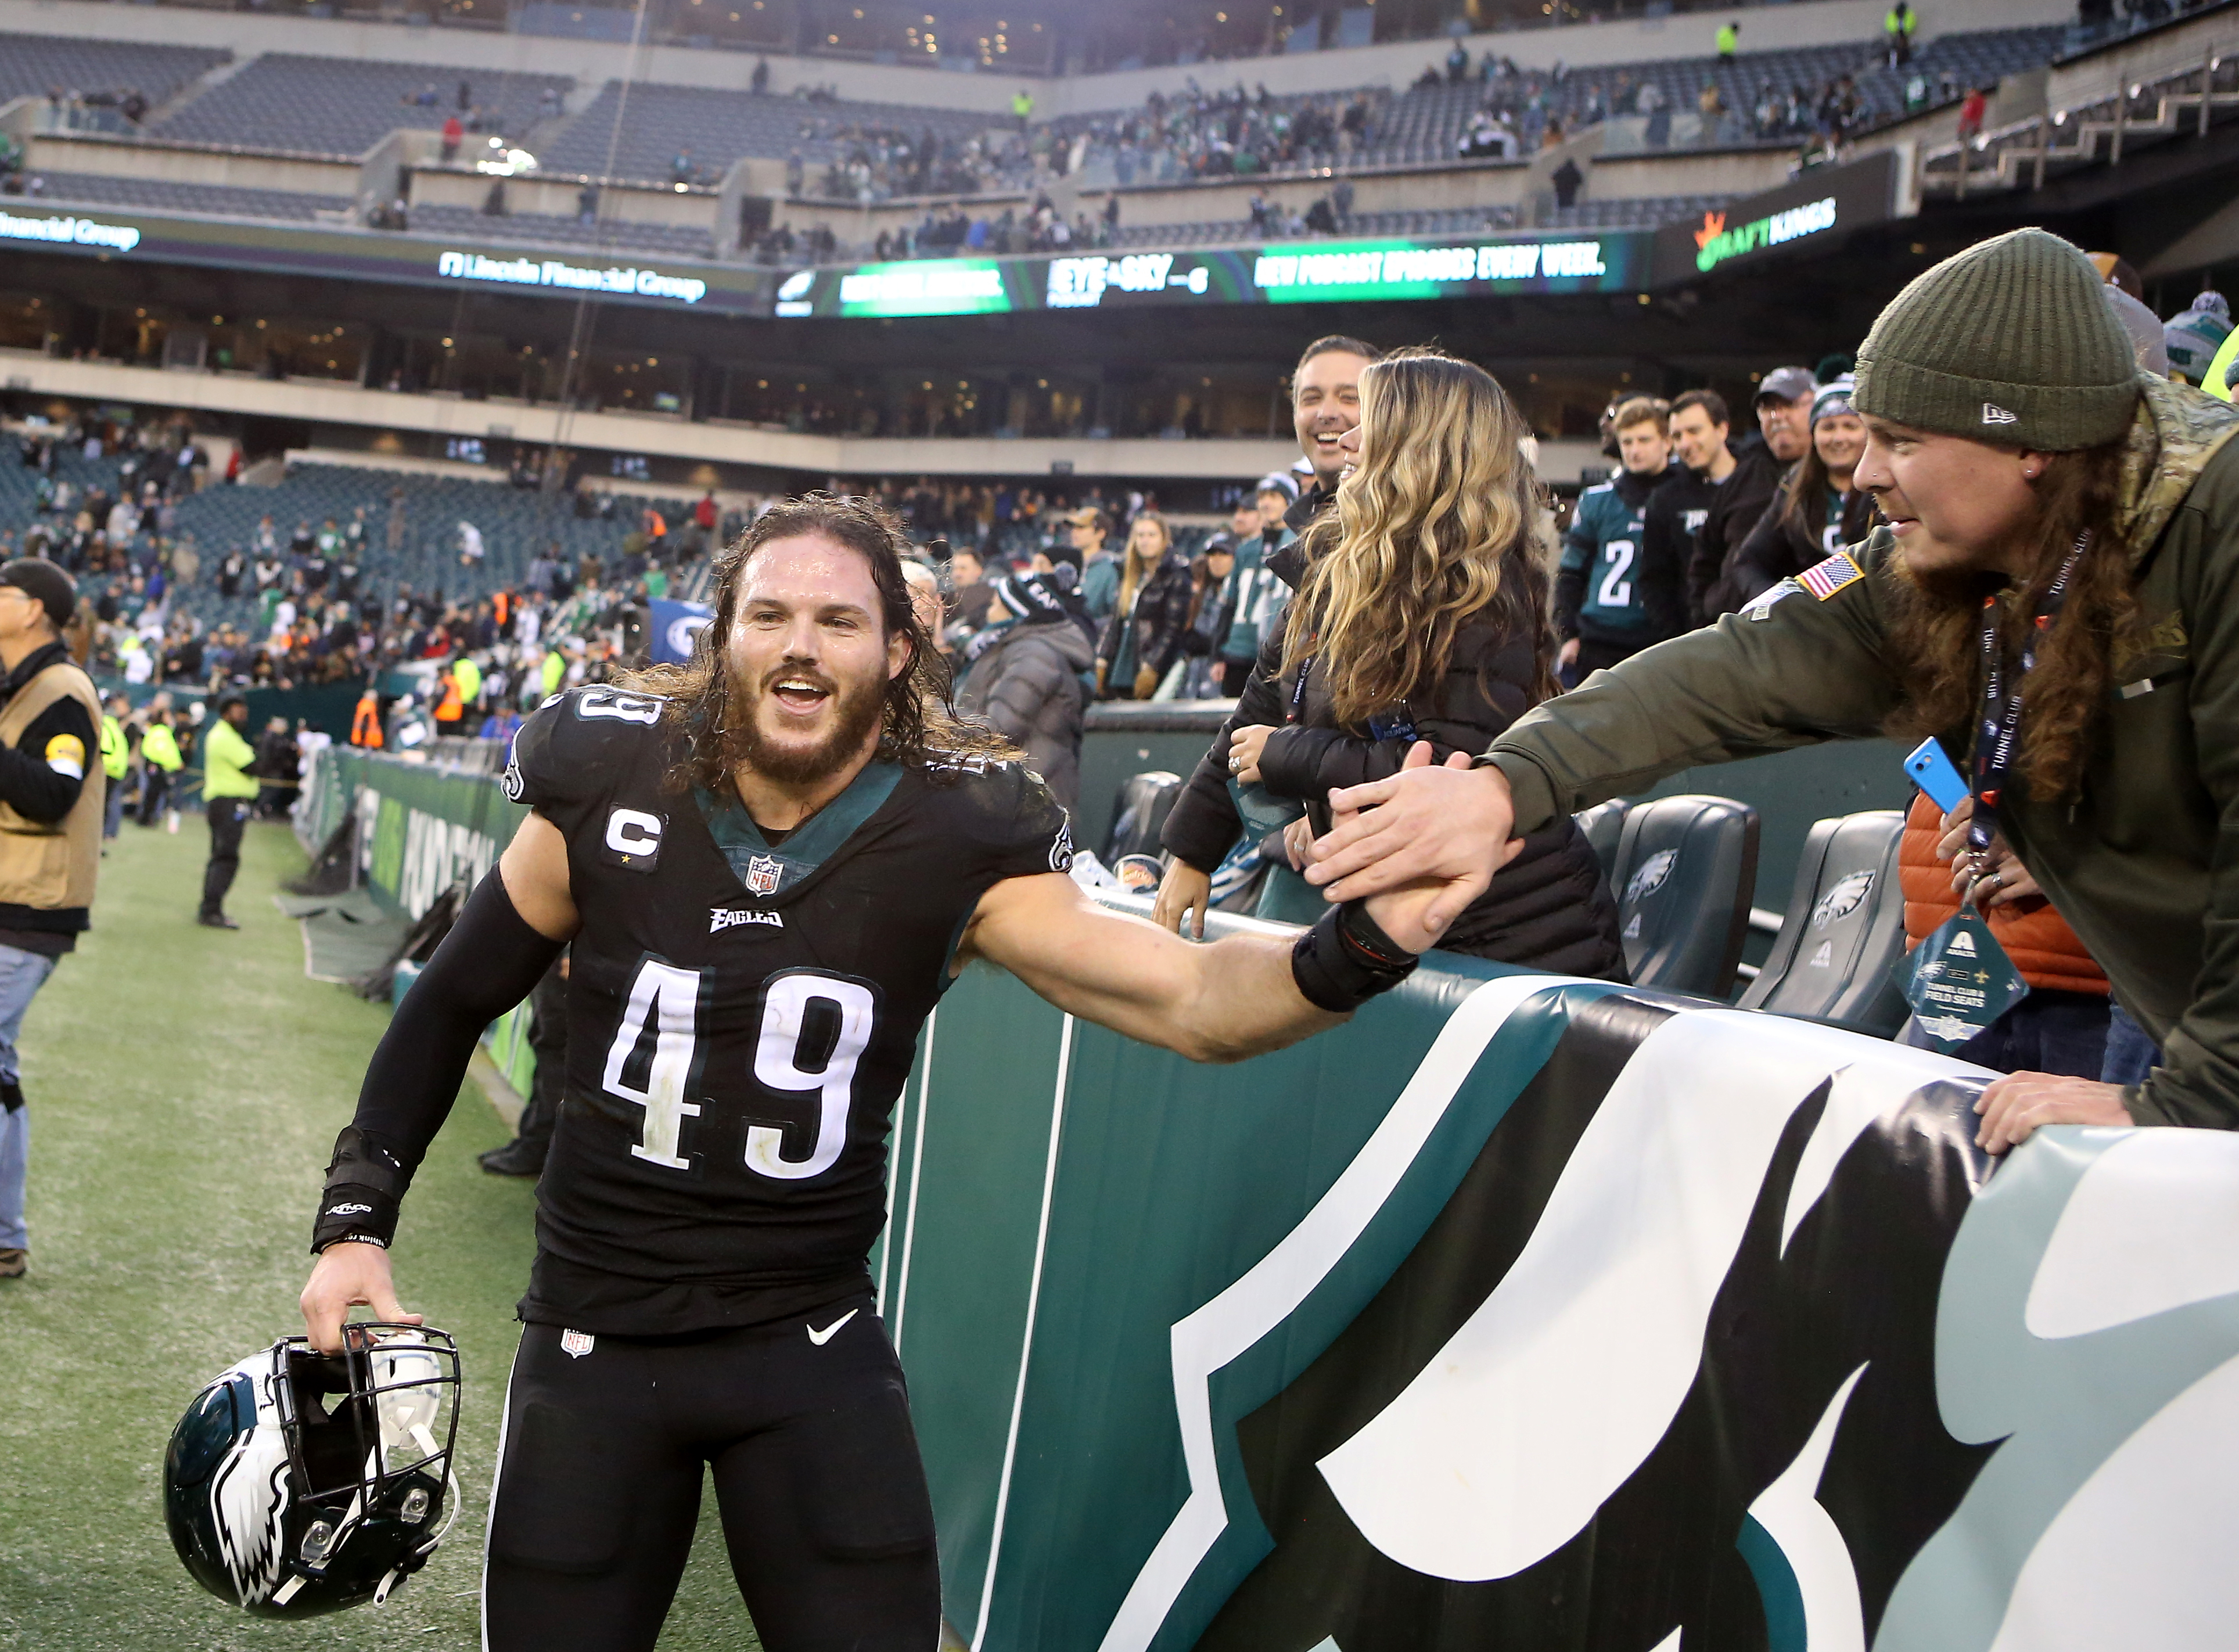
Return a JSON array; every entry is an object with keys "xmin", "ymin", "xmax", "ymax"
[
  {"xmin": 954, "ymin": 571, "xmax": 1097, "ymax": 808},
  {"xmin": 0, "ymin": 559, "xmax": 104, "ymax": 1281},
  {"xmin": 1688, "ymin": 364, "xmax": 1815, "ymax": 621}
]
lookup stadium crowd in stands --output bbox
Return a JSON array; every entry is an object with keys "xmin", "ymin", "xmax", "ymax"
[{"xmin": 0, "ymin": 15, "xmax": 2109, "ymax": 272}]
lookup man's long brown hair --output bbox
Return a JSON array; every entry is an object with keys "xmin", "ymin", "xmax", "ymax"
[
  {"xmin": 624, "ymin": 494, "xmax": 1011, "ymax": 795},
  {"xmin": 1879, "ymin": 442, "xmax": 2138, "ymax": 802}
]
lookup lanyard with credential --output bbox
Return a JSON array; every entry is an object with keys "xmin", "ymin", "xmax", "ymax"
[
  {"xmin": 1967, "ymin": 529, "xmax": 2090, "ymax": 867},
  {"xmin": 1895, "ymin": 531, "xmax": 2087, "ymax": 1049}
]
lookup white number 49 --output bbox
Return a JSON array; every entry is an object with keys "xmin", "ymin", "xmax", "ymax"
[{"xmin": 601, "ymin": 963, "xmax": 875, "ymax": 1180}]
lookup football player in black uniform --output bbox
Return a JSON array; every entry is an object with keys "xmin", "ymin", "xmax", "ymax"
[{"xmin": 299, "ymin": 495, "xmax": 1441, "ymax": 1652}]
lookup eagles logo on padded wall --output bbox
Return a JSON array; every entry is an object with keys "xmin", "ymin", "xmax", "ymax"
[{"xmin": 1074, "ymin": 978, "xmax": 2239, "ymax": 1652}]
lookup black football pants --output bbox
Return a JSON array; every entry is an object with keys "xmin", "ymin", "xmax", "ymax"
[
  {"xmin": 481, "ymin": 1300, "xmax": 940, "ymax": 1652},
  {"xmin": 201, "ymin": 798, "xmax": 247, "ymax": 918}
]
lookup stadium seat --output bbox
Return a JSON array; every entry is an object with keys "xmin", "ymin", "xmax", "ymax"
[
  {"xmin": 1572, "ymin": 798, "xmax": 1627, "ymax": 888},
  {"xmin": 1738, "ymin": 809, "xmax": 1909, "ymax": 1035},
  {"xmin": 1105, "ymin": 771, "xmax": 1181, "ymax": 862},
  {"xmin": 1608, "ymin": 794, "xmax": 1758, "ymax": 999}
]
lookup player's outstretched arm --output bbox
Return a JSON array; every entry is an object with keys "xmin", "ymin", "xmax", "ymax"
[
  {"xmin": 299, "ymin": 812, "xmax": 577, "ymax": 1352},
  {"xmin": 959, "ymin": 868, "xmax": 1448, "ymax": 1065}
]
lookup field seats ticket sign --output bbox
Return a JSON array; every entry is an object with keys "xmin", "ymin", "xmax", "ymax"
[{"xmin": 774, "ymin": 230, "xmax": 1651, "ymax": 318}]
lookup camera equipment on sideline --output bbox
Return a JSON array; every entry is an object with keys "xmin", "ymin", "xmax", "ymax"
[{"xmin": 163, "ymin": 1324, "xmax": 462, "ymax": 1617}]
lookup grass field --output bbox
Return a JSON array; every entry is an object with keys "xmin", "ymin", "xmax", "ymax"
[{"xmin": 0, "ymin": 817, "xmax": 760, "ymax": 1649}]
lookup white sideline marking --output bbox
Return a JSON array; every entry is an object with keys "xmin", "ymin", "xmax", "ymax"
[
  {"xmin": 971, "ymin": 1013, "xmax": 1075, "ymax": 1652},
  {"xmin": 889, "ymin": 1008, "xmax": 937, "ymax": 1352}
]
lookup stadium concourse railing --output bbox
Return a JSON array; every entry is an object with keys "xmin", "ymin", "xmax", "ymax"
[{"xmin": 293, "ymin": 739, "xmax": 2239, "ymax": 1650}]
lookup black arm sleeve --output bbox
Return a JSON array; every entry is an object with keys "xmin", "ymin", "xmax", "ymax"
[
  {"xmin": 0, "ymin": 699, "xmax": 95, "ymax": 825},
  {"xmin": 311, "ymin": 870, "xmax": 566, "ymax": 1251}
]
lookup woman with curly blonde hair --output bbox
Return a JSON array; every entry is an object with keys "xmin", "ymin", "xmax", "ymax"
[{"xmin": 1155, "ymin": 348, "xmax": 1624, "ymax": 976}]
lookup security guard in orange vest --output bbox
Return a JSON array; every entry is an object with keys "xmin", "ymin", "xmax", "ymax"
[
  {"xmin": 432, "ymin": 665, "xmax": 465, "ymax": 736},
  {"xmin": 350, "ymin": 688, "xmax": 383, "ymax": 749}
]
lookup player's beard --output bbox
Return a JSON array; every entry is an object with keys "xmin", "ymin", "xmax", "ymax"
[{"xmin": 728, "ymin": 658, "xmax": 887, "ymax": 785}]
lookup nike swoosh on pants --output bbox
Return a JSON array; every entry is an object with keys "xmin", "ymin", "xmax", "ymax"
[{"xmin": 807, "ymin": 1309, "xmax": 859, "ymax": 1347}]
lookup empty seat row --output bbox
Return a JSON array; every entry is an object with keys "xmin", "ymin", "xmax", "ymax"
[
  {"xmin": 31, "ymin": 170, "xmax": 350, "ymax": 222},
  {"xmin": 0, "ymin": 33, "xmax": 226, "ymax": 107},
  {"xmin": 537, "ymin": 79, "xmax": 998, "ymax": 187},
  {"xmin": 150, "ymin": 53, "xmax": 572, "ymax": 160},
  {"xmin": 405, "ymin": 201, "xmax": 717, "ymax": 259}
]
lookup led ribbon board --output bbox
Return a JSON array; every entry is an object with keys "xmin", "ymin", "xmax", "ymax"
[
  {"xmin": 775, "ymin": 257, "xmax": 1016, "ymax": 318},
  {"xmin": 1650, "ymin": 149, "xmax": 1902, "ymax": 287},
  {"xmin": 0, "ymin": 210, "xmax": 141, "ymax": 253},
  {"xmin": 434, "ymin": 250, "xmax": 708, "ymax": 304},
  {"xmin": 775, "ymin": 231, "xmax": 1651, "ymax": 319},
  {"xmin": 1249, "ymin": 235, "xmax": 1628, "ymax": 301}
]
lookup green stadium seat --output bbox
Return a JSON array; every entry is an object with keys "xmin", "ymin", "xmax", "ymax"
[
  {"xmin": 1573, "ymin": 798, "xmax": 1629, "ymax": 889},
  {"xmin": 1608, "ymin": 794, "xmax": 1758, "ymax": 999},
  {"xmin": 1738, "ymin": 809, "xmax": 1909, "ymax": 1035},
  {"xmin": 1105, "ymin": 771, "xmax": 1181, "ymax": 863}
]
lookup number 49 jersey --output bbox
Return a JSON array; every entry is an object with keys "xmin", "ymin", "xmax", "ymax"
[{"xmin": 503, "ymin": 686, "xmax": 1074, "ymax": 1337}]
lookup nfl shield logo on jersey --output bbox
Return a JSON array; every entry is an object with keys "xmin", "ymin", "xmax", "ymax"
[
  {"xmin": 560, "ymin": 1329, "xmax": 595, "ymax": 1359},
  {"xmin": 745, "ymin": 854, "xmax": 782, "ymax": 897}
]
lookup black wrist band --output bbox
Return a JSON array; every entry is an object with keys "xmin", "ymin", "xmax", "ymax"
[
  {"xmin": 1292, "ymin": 899, "xmax": 1419, "ymax": 1013},
  {"xmin": 310, "ymin": 1125, "xmax": 414, "ymax": 1254},
  {"xmin": 311, "ymin": 1184, "xmax": 398, "ymax": 1253}
]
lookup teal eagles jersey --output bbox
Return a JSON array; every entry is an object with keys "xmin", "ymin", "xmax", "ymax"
[{"xmin": 1560, "ymin": 479, "xmax": 1654, "ymax": 638}]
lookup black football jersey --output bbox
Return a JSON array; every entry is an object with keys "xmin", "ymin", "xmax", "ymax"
[{"xmin": 502, "ymin": 685, "xmax": 1073, "ymax": 1336}]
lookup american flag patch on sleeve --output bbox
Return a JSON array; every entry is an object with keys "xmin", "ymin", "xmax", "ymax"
[{"xmin": 1798, "ymin": 552, "xmax": 1865, "ymax": 600}]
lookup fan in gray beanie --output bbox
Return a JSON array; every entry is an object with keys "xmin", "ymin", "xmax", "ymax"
[{"xmin": 1295, "ymin": 225, "xmax": 2239, "ymax": 1157}]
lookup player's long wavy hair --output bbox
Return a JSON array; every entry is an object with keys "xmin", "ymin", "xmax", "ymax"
[
  {"xmin": 627, "ymin": 494, "xmax": 1014, "ymax": 794},
  {"xmin": 1281, "ymin": 348, "xmax": 1557, "ymax": 727}
]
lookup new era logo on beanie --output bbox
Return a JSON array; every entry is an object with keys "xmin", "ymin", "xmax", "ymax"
[{"xmin": 1853, "ymin": 228, "xmax": 2141, "ymax": 452}]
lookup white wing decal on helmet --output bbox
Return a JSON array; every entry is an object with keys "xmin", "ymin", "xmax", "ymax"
[{"xmin": 210, "ymin": 1408, "xmax": 292, "ymax": 1605}]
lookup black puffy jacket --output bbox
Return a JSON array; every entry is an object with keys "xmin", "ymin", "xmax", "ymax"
[{"xmin": 1161, "ymin": 542, "xmax": 1627, "ymax": 979}]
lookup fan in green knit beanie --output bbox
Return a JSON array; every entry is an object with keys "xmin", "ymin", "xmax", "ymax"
[{"xmin": 1853, "ymin": 226, "xmax": 2141, "ymax": 452}]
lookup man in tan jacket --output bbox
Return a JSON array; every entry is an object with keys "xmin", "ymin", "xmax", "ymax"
[{"xmin": 0, "ymin": 559, "xmax": 103, "ymax": 1279}]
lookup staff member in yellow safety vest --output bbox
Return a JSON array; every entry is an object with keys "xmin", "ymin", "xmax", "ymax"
[
  {"xmin": 540, "ymin": 646, "xmax": 565, "ymax": 699},
  {"xmin": 137, "ymin": 710, "xmax": 182, "ymax": 827},
  {"xmin": 98, "ymin": 694, "xmax": 128, "ymax": 842},
  {"xmin": 197, "ymin": 695, "xmax": 260, "ymax": 931},
  {"xmin": 452, "ymin": 653, "xmax": 483, "ymax": 718},
  {"xmin": 350, "ymin": 688, "xmax": 383, "ymax": 750}
]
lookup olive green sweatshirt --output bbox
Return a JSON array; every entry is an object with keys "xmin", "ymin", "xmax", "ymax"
[{"xmin": 1486, "ymin": 375, "xmax": 2239, "ymax": 1130}]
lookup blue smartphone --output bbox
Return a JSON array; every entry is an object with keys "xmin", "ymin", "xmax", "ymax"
[{"xmin": 1904, "ymin": 737, "xmax": 1971, "ymax": 813}]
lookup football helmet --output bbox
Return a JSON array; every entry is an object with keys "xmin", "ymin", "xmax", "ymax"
[{"xmin": 164, "ymin": 1323, "xmax": 462, "ymax": 1617}]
